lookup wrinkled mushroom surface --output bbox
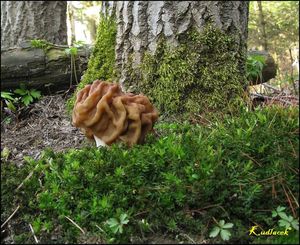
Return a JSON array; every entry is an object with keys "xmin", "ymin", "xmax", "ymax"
[{"xmin": 72, "ymin": 80, "xmax": 159, "ymax": 146}]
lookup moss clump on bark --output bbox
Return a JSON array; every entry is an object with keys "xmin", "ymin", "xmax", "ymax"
[
  {"xmin": 66, "ymin": 14, "xmax": 117, "ymax": 113},
  {"xmin": 127, "ymin": 24, "xmax": 247, "ymax": 119}
]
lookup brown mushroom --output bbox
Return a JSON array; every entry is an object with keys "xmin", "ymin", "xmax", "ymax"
[{"xmin": 72, "ymin": 80, "xmax": 159, "ymax": 146}]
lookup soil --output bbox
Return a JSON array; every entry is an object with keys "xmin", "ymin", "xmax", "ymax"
[{"xmin": 1, "ymin": 93, "xmax": 92, "ymax": 167}]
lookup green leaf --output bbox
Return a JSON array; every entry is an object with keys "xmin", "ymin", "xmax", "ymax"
[
  {"xmin": 120, "ymin": 213, "xmax": 129, "ymax": 224},
  {"xmin": 111, "ymin": 225, "xmax": 119, "ymax": 234},
  {"xmin": 272, "ymin": 210, "xmax": 278, "ymax": 218},
  {"xmin": 291, "ymin": 220, "xmax": 299, "ymax": 230},
  {"xmin": 107, "ymin": 218, "xmax": 119, "ymax": 227},
  {"xmin": 30, "ymin": 90, "xmax": 41, "ymax": 99},
  {"xmin": 1, "ymin": 91, "xmax": 15, "ymax": 101},
  {"xmin": 223, "ymin": 223, "xmax": 234, "ymax": 229},
  {"xmin": 22, "ymin": 95, "xmax": 33, "ymax": 106},
  {"xmin": 218, "ymin": 220, "xmax": 225, "ymax": 228},
  {"xmin": 278, "ymin": 219, "xmax": 291, "ymax": 228},
  {"xmin": 118, "ymin": 225, "xmax": 123, "ymax": 234},
  {"xmin": 191, "ymin": 174, "xmax": 199, "ymax": 180},
  {"xmin": 278, "ymin": 212, "xmax": 289, "ymax": 220},
  {"xmin": 14, "ymin": 88, "xmax": 27, "ymax": 96},
  {"xmin": 220, "ymin": 229, "xmax": 231, "ymax": 241},
  {"xmin": 209, "ymin": 226, "xmax": 221, "ymax": 238},
  {"xmin": 276, "ymin": 206, "xmax": 286, "ymax": 212},
  {"xmin": 6, "ymin": 101, "xmax": 16, "ymax": 112}
]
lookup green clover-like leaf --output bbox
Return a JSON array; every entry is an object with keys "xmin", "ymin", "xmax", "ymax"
[
  {"xmin": 276, "ymin": 206, "xmax": 286, "ymax": 212},
  {"xmin": 218, "ymin": 220, "xmax": 225, "ymax": 228},
  {"xmin": 223, "ymin": 222, "xmax": 234, "ymax": 229},
  {"xmin": 272, "ymin": 210, "xmax": 278, "ymax": 218},
  {"xmin": 220, "ymin": 229, "xmax": 231, "ymax": 241},
  {"xmin": 278, "ymin": 219, "xmax": 291, "ymax": 229},
  {"xmin": 209, "ymin": 226, "xmax": 221, "ymax": 238},
  {"xmin": 107, "ymin": 218, "xmax": 119, "ymax": 227}
]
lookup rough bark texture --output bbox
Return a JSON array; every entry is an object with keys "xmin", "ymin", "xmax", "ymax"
[
  {"xmin": 1, "ymin": 1, "xmax": 67, "ymax": 50},
  {"xmin": 100, "ymin": 1, "xmax": 116, "ymax": 17},
  {"xmin": 1, "ymin": 43, "xmax": 92, "ymax": 93},
  {"xmin": 115, "ymin": 1, "xmax": 249, "ymax": 85}
]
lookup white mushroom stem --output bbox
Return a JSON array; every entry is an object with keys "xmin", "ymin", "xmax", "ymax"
[{"xmin": 94, "ymin": 135, "xmax": 108, "ymax": 147}]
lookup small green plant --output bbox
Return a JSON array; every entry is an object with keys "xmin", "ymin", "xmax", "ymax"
[
  {"xmin": 272, "ymin": 206, "xmax": 299, "ymax": 230},
  {"xmin": 14, "ymin": 83, "xmax": 41, "ymax": 106},
  {"xmin": 106, "ymin": 213, "xmax": 129, "ymax": 234},
  {"xmin": 1, "ymin": 91, "xmax": 17, "ymax": 112},
  {"xmin": 209, "ymin": 219, "xmax": 234, "ymax": 241},
  {"xmin": 30, "ymin": 39, "xmax": 53, "ymax": 51},
  {"xmin": 1, "ymin": 147, "xmax": 10, "ymax": 161},
  {"xmin": 64, "ymin": 41, "xmax": 86, "ymax": 86},
  {"xmin": 246, "ymin": 54, "xmax": 266, "ymax": 82}
]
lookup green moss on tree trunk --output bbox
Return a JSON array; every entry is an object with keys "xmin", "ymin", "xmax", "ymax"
[
  {"xmin": 66, "ymin": 14, "xmax": 117, "ymax": 113},
  {"xmin": 126, "ymin": 24, "xmax": 247, "ymax": 119}
]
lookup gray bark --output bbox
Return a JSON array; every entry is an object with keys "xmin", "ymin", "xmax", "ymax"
[
  {"xmin": 100, "ymin": 1, "xmax": 116, "ymax": 17},
  {"xmin": 1, "ymin": 44, "xmax": 92, "ymax": 93},
  {"xmin": 1, "ymin": 1, "xmax": 67, "ymax": 50},
  {"xmin": 115, "ymin": 1, "xmax": 249, "ymax": 85}
]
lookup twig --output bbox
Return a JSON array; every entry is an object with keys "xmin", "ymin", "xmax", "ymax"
[
  {"xmin": 16, "ymin": 171, "xmax": 34, "ymax": 191},
  {"xmin": 251, "ymin": 93, "xmax": 295, "ymax": 105},
  {"xmin": 29, "ymin": 223, "xmax": 39, "ymax": 243},
  {"xmin": 65, "ymin": 216, "xmax": 85, "ymax": 234},
  {"xmin": 179, "ymin": 233, "xmax": 196, "ymax": 244},
  {"xmin": 262, "ymin": 83, "xmax": 281, "ymax": 93},
  {"xmin": 286, "ymin": 185, "xmax": 299, "ymax": 208},
  {"xmin": 133, "ymin": 210, "xmax": 149, "ymax": 217},
  {"xmin": 95, "ymin": 224, "xmax": 106, "ymax": 234},
  {"xmin": 241, "ymin": 152, "xmax": 262, "ymax": 167},
  {"xmin": 281, "ymin": 183, "xmax": 296, "ymax": 218},
  {"xmin": 1, "ymin": 205, "xmax": 20, "ymax": 229}
]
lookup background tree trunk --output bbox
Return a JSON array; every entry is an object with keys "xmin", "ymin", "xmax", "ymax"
[
  {"xmin": 67, "ymin": 2, "xmax": 76, "ymax": 45},
  {"xmin": 257, "ymin": 1, "xmax": 268, "ymax": 51},
  {"xmin": 1, "ymin": 1, "xmax": 67, "ymax": 50},
  {"xmin": 115, "ymin": 1, "xmax": 249, "ymax": 85}
]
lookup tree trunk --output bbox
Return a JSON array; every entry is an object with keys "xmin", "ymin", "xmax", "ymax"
[
  {"xmin": 67, "ymin": 2, "xmax": 76, "ymax": 45},
  {"xmin": 115, "ymin": 1, "xmax": 249, "ymax": 85},
  {"xmin": 257, "ymin": 1, "xmax": 268, "ymax": 51},
  {"xmin": 1, "ymin": 1, "xmax": 67, "ymax": 50}
]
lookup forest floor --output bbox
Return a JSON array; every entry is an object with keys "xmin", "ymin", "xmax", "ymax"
[
  {"xmin": 1, "ymin": 94, "xmax": 89, "ymax": 168},
  {"xmin": 1, "ymin": 83, "xmax": 298, "ymax": 244},
  {"xmin": 1, "ymin": 93, "xmax": 208, "ymax": 244}
]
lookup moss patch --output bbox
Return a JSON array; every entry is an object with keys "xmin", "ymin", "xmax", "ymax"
[
  {"xmin": 66, "ymin": 14, "xmax": 117, "ymax": 113},
  {"xmin": 126, "ymin": 24, "xmax": 247, "ymax": 119}
]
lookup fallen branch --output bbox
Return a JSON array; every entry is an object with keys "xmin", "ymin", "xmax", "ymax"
[
  {"xmin": 1, "ymin": 205, "xmax": 20, "ymax": 229},
  {"xmin": 262, "ymin": 83, "xmax": 281, "ymax": 93},
  {"xmin": 251, "ymin": 93, "xmax": 298, "ymax": 105}
]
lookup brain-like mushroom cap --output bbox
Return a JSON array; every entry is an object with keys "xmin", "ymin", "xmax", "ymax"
[{"xmin": 72, "ymin": 80, "xmax": 159, "ymax": 146}]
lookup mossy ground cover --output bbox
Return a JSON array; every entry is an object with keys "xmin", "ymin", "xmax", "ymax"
[{"xmin": 1, "ymin": 105, "xmax": 299, "ymax": 244}]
